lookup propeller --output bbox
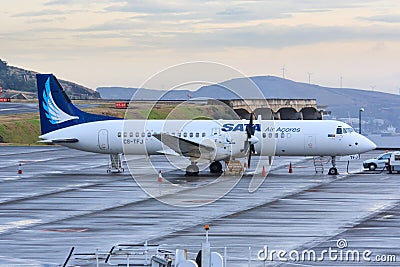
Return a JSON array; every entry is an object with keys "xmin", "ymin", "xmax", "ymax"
[{"xmin": 245, "ymin": 113, "xmax": 258, "ymax": 167}]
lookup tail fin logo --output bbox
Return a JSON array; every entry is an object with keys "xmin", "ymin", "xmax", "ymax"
[{"xmin": 42, "ymin": 77, "xmax": 79, "ymax": 124}]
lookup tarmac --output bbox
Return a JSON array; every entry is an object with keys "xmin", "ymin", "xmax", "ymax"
[
  {"xmin": 0, "ymin": 146, "xmax": 399, "ymax": 266},
  {"xmin": 0, "ymin": 102, "xmax": 38, "ymax": 115},
  {"xmin": 0, "ymin": 102, "xmax": 97, "ymax": 116}
]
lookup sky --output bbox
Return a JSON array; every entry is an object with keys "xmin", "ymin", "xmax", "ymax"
[{"xmin": 1, "ymin": 0, "xmax": 400, "ymax": 93}]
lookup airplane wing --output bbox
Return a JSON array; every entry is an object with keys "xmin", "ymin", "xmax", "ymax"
[
  {"xmin": 153, "ymin": 133, "xmax": 214, "ymax": 158},
  {"xmin": 38, "ymin": 138, "xmax": 79, "ymax": 144}
]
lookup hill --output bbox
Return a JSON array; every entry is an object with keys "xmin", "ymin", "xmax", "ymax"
[
  {"xmin": 98, "ymin": 76, "xmax": 400, "ymax": 133},
  {"xmin": 0, "ymin": 59, "xmax": 100, "ymax": 99}
]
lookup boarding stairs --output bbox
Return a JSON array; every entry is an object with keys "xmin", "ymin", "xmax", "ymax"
[
  {"xmin": 313, "ymin": 156, "xmax": 324, "ymax": 174},
  {"xmin": 225, "ymin": 160, "xmax": 244, "ymax": 176},
  {"xmin": 107, "ymin": 154, "xmax": 124, "ymax": 173}
]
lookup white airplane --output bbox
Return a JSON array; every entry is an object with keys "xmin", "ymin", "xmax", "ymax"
[{"xmin": 37, "ymin": 74, "xmax": 376, "ymax": 176}]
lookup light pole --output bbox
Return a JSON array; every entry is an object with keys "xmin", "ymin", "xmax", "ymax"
[{"xmin": 359, "ymin": 108, "xmax": 364, "ymax": 134}]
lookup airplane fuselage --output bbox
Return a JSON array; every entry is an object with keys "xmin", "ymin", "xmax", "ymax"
[{"xmin": 40, "ymin": 119, "xmax": 375, "ymax": 160}]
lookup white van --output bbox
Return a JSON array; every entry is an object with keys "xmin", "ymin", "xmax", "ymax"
[
  {"xmin": 387, "ymin": 151, "xmax": 400, "ymax": 174},
  {"xmin": 363, "ymin": 152, "xmax": 391, "ymax": 171}
]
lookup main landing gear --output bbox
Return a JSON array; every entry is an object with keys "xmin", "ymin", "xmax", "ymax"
[
  {"xmin": 186, "ymin": 161, "xmax": 223, "ymax": 176},
  {"xmin": 328, "ymin": 156, "xmax": 338, "ymax": 175},
  {"xmin": 186, "ymin": 162, "xmax": 199, "ymax": 176},
  {"xmin": 209, "ymin": 161, "xmax": 223, "ymax": 174}
]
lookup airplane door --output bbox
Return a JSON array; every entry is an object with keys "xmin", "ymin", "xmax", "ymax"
[
  {"xmin": 98, "ymin": 129, "xmax": 109, "ymax": 150},
  {"xmin": 211, "ymin": 127, "xmax": 220, "ymax": 136},
  {"xmin": 304, "ymin": 135, "xmax": 316, "ymax": 151}
]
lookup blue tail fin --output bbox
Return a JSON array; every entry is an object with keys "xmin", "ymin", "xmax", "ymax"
[{"xmin": 37, "ymin": 74, "xmax": 119, "ymax": 134}]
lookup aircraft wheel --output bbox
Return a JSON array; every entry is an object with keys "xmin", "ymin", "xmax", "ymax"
[
  {"xmin": 209, "ymin": 161, "xmax": 223, "ymax": 173},
  {"xmin": 186, "ymin": 164, "xmax": 199, "ymax": 176},
  {"xmin": 328, "ymin": 167, "xmax": 338, "ymax": 175}
]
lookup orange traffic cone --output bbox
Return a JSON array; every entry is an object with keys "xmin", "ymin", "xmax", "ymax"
[
  {"xmin": 158, "ymin": 171, "xmax": 163, "ymax": 183},
  {"xmin": 288, "ymin": 162, "xmax": 293, "ymax": 173},
  {"xmin": 18, "ymin": 163, "xmax": 22, "ymax": 174},
  {"xmin": 262, "ymin": 166, "xmax": 267, "ymax": 177}
]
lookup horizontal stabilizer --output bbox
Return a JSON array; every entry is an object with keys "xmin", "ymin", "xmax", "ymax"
[{"xmin": 38, "ymin": 138, "xmax": 79, "ymax": 144}]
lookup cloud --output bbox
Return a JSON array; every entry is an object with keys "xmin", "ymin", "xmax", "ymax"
[
  {"xmin": 12, "ymin": 9, "xmax": 68, "ymax": 17},
  {"xmin": 105, "ymin": 1, "xmax": 185, "ymax": 14},
  {"xmin": 98, "ymin": 0, "xmax": 397, "ymax": 26},
  {"xmin": 44, "ymin": 0, "xmax": 117, "ymax": 5},
  {"xmin": 68, "ymin": 13, "xmax": 400, "ymax": 48},
  {"xmin": 125, "ymin": 24, "xmax": 400, "ymax": 51},
  {"xmin": 6, "ymin": 0, "xmax": 400, "ymax": 53},
  {"xmin": 216, "ymin": 7, "xmax": 251, "ymax": 16},
  {"xmin": 359, "ymin": 14, "xmax": 400, "ymax": 23}
]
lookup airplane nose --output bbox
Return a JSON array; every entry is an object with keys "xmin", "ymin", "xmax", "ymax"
[{"xmin": 358, "ymin": 135, "xmax": 376, "ymax": 152}]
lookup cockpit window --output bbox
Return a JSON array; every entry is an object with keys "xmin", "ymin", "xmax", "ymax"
[{"xmin": 338, "ymin": 127, "xmax": 354, "ymax": 134}]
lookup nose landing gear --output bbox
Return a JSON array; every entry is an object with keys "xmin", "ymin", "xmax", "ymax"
[{"xmin": 328, "ymin": 156, "xmax": 338, "ymax": 175}]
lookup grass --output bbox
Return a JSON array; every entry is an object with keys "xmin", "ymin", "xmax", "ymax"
[
  {"xmin": 0, "ymin": 101, "xmax": 235, "ymax": 144},
  {"xmin": 0, "ymin": 118, "xmax": 41, "ymax": 144}
]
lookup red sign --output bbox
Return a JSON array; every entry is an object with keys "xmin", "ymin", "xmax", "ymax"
[
  {"xmin": 115, "ymin": 102, "xmax": 128, "ymax": 109},
  {"xmin": 0, "ymin": 98, "xmax": 10, "ymax": 102}
]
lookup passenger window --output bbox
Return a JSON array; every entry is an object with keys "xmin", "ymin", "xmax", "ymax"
[
  {"xmin": 202, "ymin": 133, "xmax": 206, "ymax": 137},
  {"xmin": 178, "ymin": 132, "xmax": 182, "ymax": 137},
  {"xmin": 196, "ymin": 133, "xmax": 199, "ymax": 138},
  {"xmin": 263, "ymin": 133, "xmax": 266, "ymax": 138},
  {"xmin": 136, "ymin": 132, "xmax": 139, "ymax": 137},
  {"xmin": 190, "ymin": 133, "xmax": 193, "ymax": 137},
  {"xmin": 281, "ymin": 133, "xmax": 285, "ymax": 138},
  {"xmin": 268, "ymin": 133, "xmax": 272, "ymax": 138},
  {"xmin": 123, "ymin": 132, "xmax": 127, "ymax": 137},
  {"xmin": 118, "ymin": 132, "xmax": 121, "ymax": 137},
  {"xmin": 129, "ymin": 132, "xmax": 133, "ymax": 137},
  {"xmin": 141, "ymin": 132, "xmax": 145, "ymax": 137},
  {"xmin": 147, "ymin": 132, "xmax": 151, "ymax": 137},
  {"xmin": 336, "ymin": 128, "xmax": 343, "ymax": 134},
  {"xmin": 287, "ymin": 133, "xmax": 291, "ymax": 138},
  {"xmin": 275, "ymin": 133, "xmax": 278, "ymax": 138},
  {"xmin": 184, "ymin": 132, "xmax": 187, "ymax": 137}
]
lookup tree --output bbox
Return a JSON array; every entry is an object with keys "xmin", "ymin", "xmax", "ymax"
[{"xmin": 0, "ymin": 59, "xmax": 7, "ymax": 71}]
